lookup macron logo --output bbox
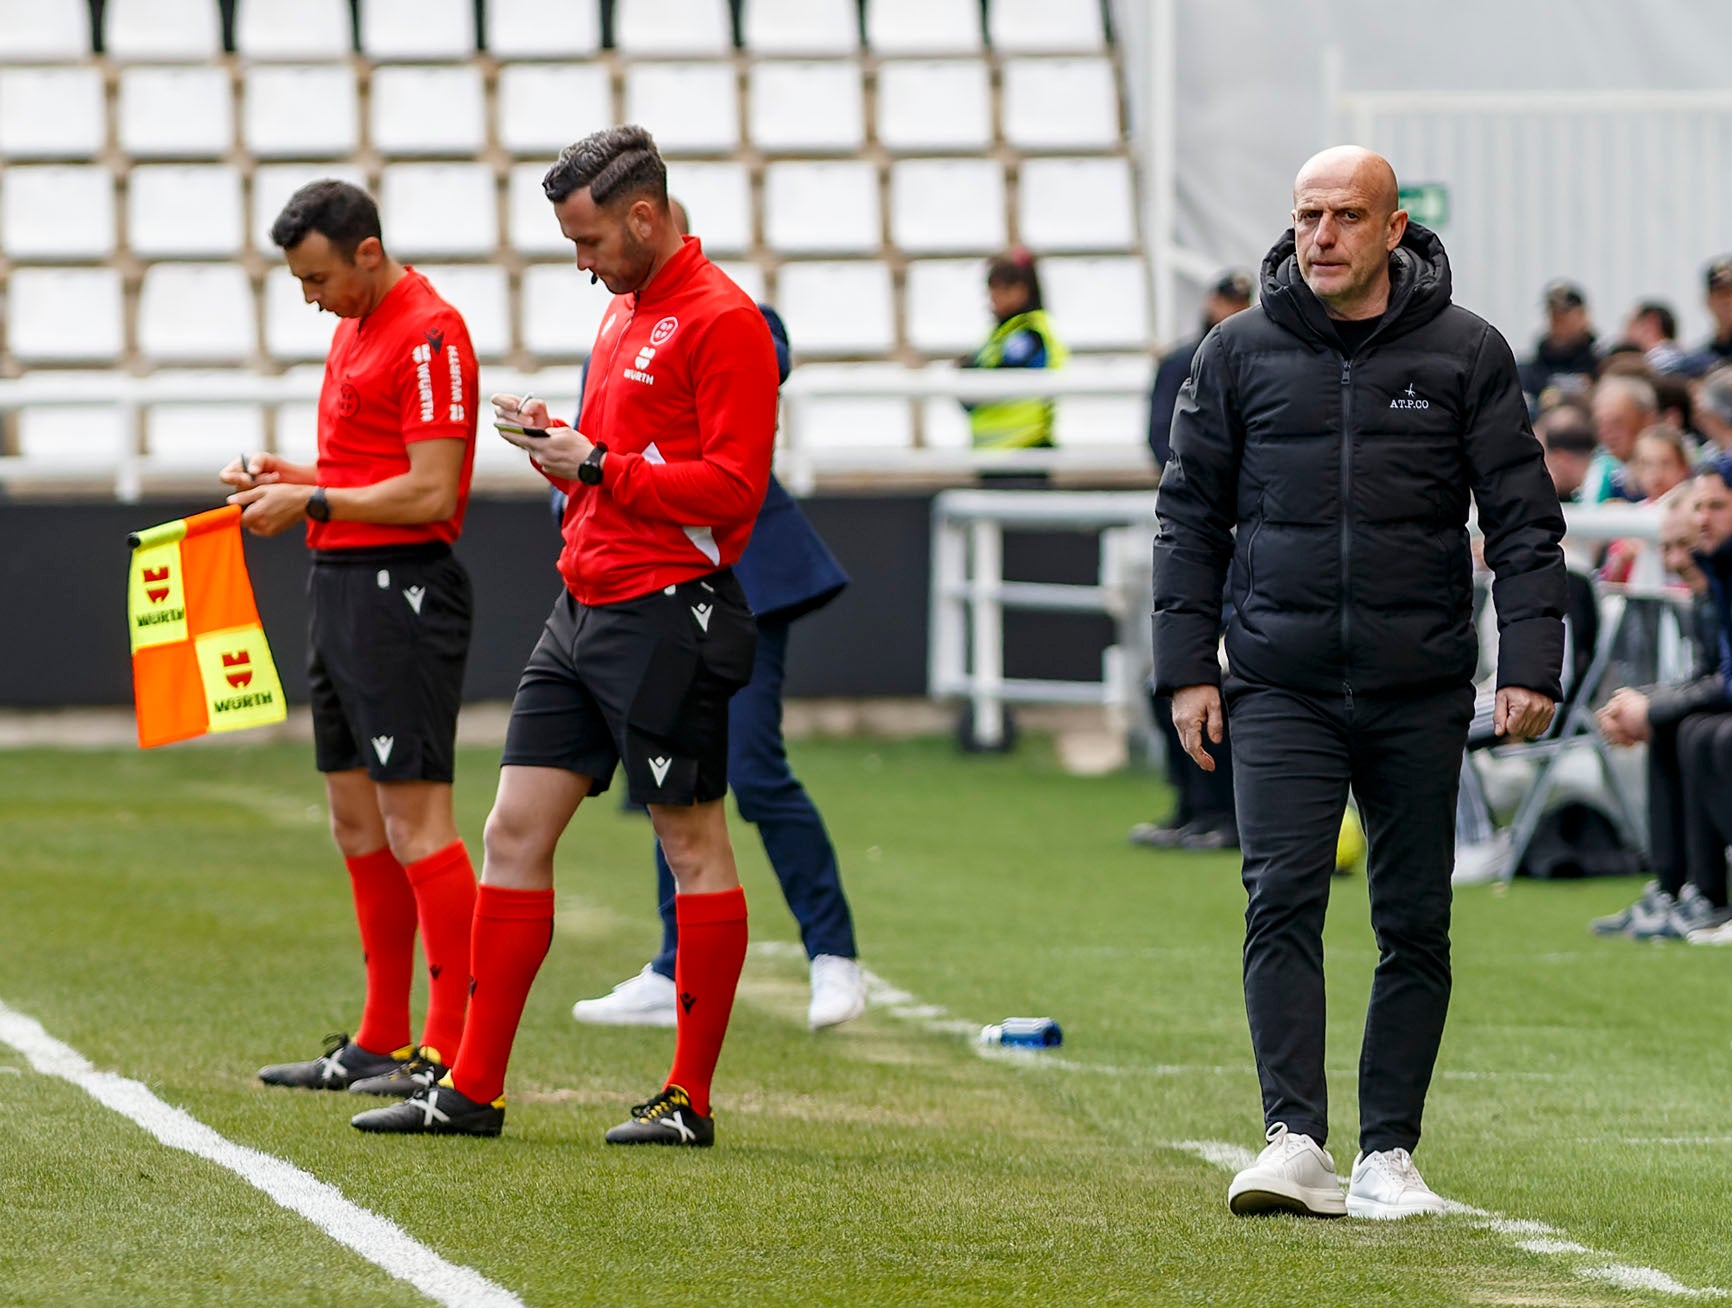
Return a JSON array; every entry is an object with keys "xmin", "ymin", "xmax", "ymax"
[
  {"xmin": 691, "ymin": 603, "xmax": 712, "ymax": 632},
  {"xmin": 648, "ymin": 756, "xmax": 672, "ymax": 786},
  {"xmin": 371, "ymin": 736, "xmax": 395, "ymax": 765},
  {"xmin": 403, "ymin": 585, "xmax": 425, "ymax": 615}
]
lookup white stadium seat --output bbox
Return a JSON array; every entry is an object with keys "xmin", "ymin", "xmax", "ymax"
[
  {"xmin": 137, "ymin": 264, "xmax": 258, "ymax": 363},
  {"xmin": 874, "ymin": 60, "xmax": 991, "ymax": 153},
  {"xmin": 507, "ymin": 163, "xmax": 569, "ymax": 256},
  {"xmin": 234, "ymin": 0, "xmax": 352, "ymax": 59},
  {"xmin": 416, "ymin": 264, "xmax": 512, "ymax": 360},
  {"xmin": 864, "ymin": 0, "xmax": 981, "ymax": 55},
  {"xmin": 776, "ymin": 262, "xmax": 895, "ymax": 356},
  {"xmin": 715, "ymin": 261, "xmax": 765, "ymax": 304},
  {"xmin": 262, "ymin": 271, "xmax": 339, "ymax": 362},
  {"xmin": 117, "ymin": 67, "xmax": 233, "ymax": 158},
  {"xmin": 0, "ymin": 0, "xmax": 91, "ymax": 60},
  {"xmin": 17, "ymin": 402, "xmax": 129, "ymax": 466},
  {"xmin": 747, "ymin": 61, "xmax": 864, "ymax": 154},
  {"xmin": 664, "ymin": 160, "xmax": 753, "ymax": 256},
  {"xmin": 244, "ymin": 65, "xmax": 360, "ymax": 159},
  {"xmin": 371, "ymin": 66, "xmax": 487, "ymax": 156},
  {"xmin": 380, "ymin": 163, "xmax": 497, "ymax": 257},
  {"xmin": 1041, "ymin": 256, "xmax": 1150, "ymax": 350},
  {"xmin": 496, "ymin": 64, "xmax": 613, "ymax": 156},
  {"xmin": 521, "ymin": 263, "xmax": 614, "ymax": 358},
  {"xmin": 614, "ymin": 0, "xmax": 732, "ymax": 56},
  {"xmin": 1018, "ymin": 157, "xmax": 1136, "ymax": 251},
  {"xmin": 146, "ymin": 379, "xmax": 268, "ymax": 467},
  {"xmin": 763, "ymin": 160, "xmax": 879, "ymax": 255},
  {"xmin": 1002, "ymin": 58, "xmax": 1120, "ymax": 151},
  {"xmin": 0, "ymin": 165, "xmax": 115, "ymax": 259},
  {"xmin": 273, "ymin": 366, "xmax": 328, "ymax": 460},
  {"xmin": 921, "ymin": 387, "xmax": 973, "ymax": 449},
  {"xmin": 128, "ymin": 165, "xmax": 245, "ymax": 258},
  {"xmin": 1052, "ymin": 357, "xmax": 1153, "ymax": 447},
  {"xmin": 988, "ymin": 0, "xmax": 1106, "ymax": 53},
  {"xmin": 8, "ymin": 268, "xmax": 125, "ymax": 362},
  {"xmin": 103, "ymin": 0, "xmax": 220, "ymax": 60},
  {"xmin": 890, "ymin": 159, "xmax": 1005, "ymax": 255},
  {"xmin": 792, "ymin": 365, "xmax": 914, "ymax": 449},
  {"xmin": 486, "ymin": 0, "xmax": 601, "ymax": 58},
  {"xmin": 0, "ymin": 67, "xmax": 105, "ymax": 158},
  {"xmin": 359, "ymin": 0, "xmax": 475, "ymax": 60},
  {"xmin": 904, "ymin": 258, "xmax": 988, "ymax": 354},
  {"xmin": 741, "ymin": 0, "xmax": 857, "ymax": 55},
  {"xmin": 624, "ymin": 64, "xmax": 739, "ymax": 155},
  {"xmin": 251, "ymin": 163, "xmax": 369, "ymax": 252}
]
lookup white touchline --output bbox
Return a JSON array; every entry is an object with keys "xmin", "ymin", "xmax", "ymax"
[{"xmin": 0, "ymin": 1002, "xmax": 527, "ymax": 1308}]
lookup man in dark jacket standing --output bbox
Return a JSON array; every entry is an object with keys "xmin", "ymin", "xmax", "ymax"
[{"xmin": 1153, "ymin": 147, "xmax": 1566, "ymax": 1220}]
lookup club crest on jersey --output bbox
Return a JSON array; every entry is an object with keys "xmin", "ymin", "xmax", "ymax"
[{"xmin": 650, "ymin": 316, "xmax": 679, "ymax": 346}]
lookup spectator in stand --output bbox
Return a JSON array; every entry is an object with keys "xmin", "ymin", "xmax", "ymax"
[
  {"xmin": 1519, "ymin": 280, "xmax": 1598, "ymax": 402},
  {"xmin": 1537, "ymin": 403, "xmax": 1596, "ymax": 505},
  {"xmin": 1630, "ymin": 425, "xmax": 1694, "ymax": 502},
  {"xmin": 960, "ymin": 248, "xmax": 1068, "ymax": 451},
  {"xmin": 1147, "ymin": 270, "xmax": 1255, "ymax": 470},
  {"xmin": 1624, "ymin": 300, "xmax": 1708, "ymax": 378},
  {"xmin": 1694, "ymin": 368, "xmax": 1732, "ymax": 459},
  {"xmin": 1585, "ymin": 374, "xmax": 1657, "ymax": 503},
  {"xmin": 1701, "ymin": 256, "xmax": 1732, "ymax": 365}
]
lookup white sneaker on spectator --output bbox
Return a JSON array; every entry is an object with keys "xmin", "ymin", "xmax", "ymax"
[
  {"xmin": 1346, "ymin": 1147, "xmax": 1449, "ymax": 1219},
  {"xmin": 808, "ymin": 954, "xmax": 867, "ymax": 1030},
  {"xmin": 1687, "ymin": 917, "xmax": 1732, "ymax": 945},
  {"xmin": 571, "ymin": 965, "xmax": 678, "ymax": 1027},
  {"xmin": 1227, "ymin": 1123, "xmax": 1347, "ymax": 1217},
  {"xmin": 1625, "ymin": 888, "xmax": 1678, "ymax": 939},
  {"xmin": 1590, "ymin": 880, "xmax": 1664, "ymax": 936}
]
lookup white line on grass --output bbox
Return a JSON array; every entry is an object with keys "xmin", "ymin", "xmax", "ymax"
[{"xmin": 0, "ymin": 1002, "xmax": 527, "ymax": 1308}]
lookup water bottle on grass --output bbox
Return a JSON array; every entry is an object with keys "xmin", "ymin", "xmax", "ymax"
[{"xmin": 979, "ymin": 1017, "xmax": 1063, "ymax": 1048}]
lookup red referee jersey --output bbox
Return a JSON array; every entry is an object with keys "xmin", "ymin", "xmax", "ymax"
[
  {"xmin": 547, "ymin": 236, "xmax": 779, "ymax": 605},
  {"xmin": 310, "ymin": 267, "xmax": 479, "ymax": 550}
]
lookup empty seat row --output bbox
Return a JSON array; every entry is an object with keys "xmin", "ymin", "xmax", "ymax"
[{"xmin": 0, "ymin": 0, "xmax": 1107, "ymax": 62}]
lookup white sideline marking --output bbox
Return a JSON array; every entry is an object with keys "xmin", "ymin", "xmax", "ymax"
[{"xmin": 0, "ymin": 1002, "xmax": 527, "ymax": 1308}]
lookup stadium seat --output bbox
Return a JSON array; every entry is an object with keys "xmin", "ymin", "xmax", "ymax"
[
  {"xmin": 623, "ymin": 64, "xmax": 739, "ymax": 155},
  {"xmin": 747, "ymin": 61, "xmax": 864, "ymax": 154},
  {"xmin": 128, "ymin": 165, "xmax": 245, "ymax": 258},
  {"xmin": 664, "ymin": 160, "xmax": 753, "ymax": 256},
  {"xmin": 763, "ymin": 160, "xmax": 879, "ymax": 255},
  {"xmin": 740, "ymin": 0, "xmax": 857, "ymax": 55},
  {"xmin": 371, "ymin": 66, "xmax": 487, "ymax": 156},
  {"xmin": 1001, "ymin": 58, "xmax": 1121, "ymax": 151},
  {"xmin": 987, "ymin": 0, "xmax": 1106, "ymax": 53},
  {"xmin": 7, "ymin": 268, "xmax": 125, "ymax": 362},
  {"xmin": 874, "ymin": 60, "xmax": 992, "ymax": 153},
  {"xmin": 380, "ymin": 163, "xmax": 497, "ymax": 257},
  {"xmin": 864, "ymin": 0, "xmax": 982, "ymax": 55},
  {"xmin": 521, "ymin": 263, "xmax": 614, "ymax": 357},
  {"xmin": 485, "ymin": 0, "xmax": 602, "ymax": 58},
  {"xmin": 417, "ymin": 264, "xmax": 512, "ymax": 360},
  {"xmin": 359, "ymin": 0, "xmax": 475, "ymax": 61},
  {"xmin": 243, "ymin": 65, "xmax": 360, "ymax": 159},
  {"xmin": 1041, "ymin": 255, "xmax": 1150, "ymax": 350},
  {"xmin": 776, "ymin": 262, "xmax": 895, "ymax": 356},
  {"xmin": 1018, "ymin": 157, "xmax": 1137, "ymax": 251},
  {"xmin": 715, "ymin": 261, "xmax": 766, "ymax": 303},
  {"xmin": 16, "ymin": 403, "xmax": 128, "ymax": 467},
  {"xmin": 496, "ymin": 64, "xmax": 612, "ymax": 156},
  {"xmin": 0, "ymin": 165, "xmax": 115, "ymax": 259},
  {"xmin": 507, "ymin": 163, "xmax": 569, "ymax": 256},
  {"xmin": 234, "ymin": 0, "xmax": 352, "ymax": 59},
  {"xmin": 921, "ymin": 385, "xmax": 973, "ymax": 449},
  {"xmin": 889, "ymin": 159, "xmax": 1005, "ymax": 255},
  {"xmin": 790, "ymin": 365, "xmax": 914, "ymax": 449},
  {"xmin": 904, "ymin": 258, "xmax": 987, "ymax": 355},
  {"xmin": 137, "ymin": 264, "xmax": 258, "ymax": 363},
  {"xmin": 262, "ymin": 271, "xmax": 339, "ymax": 362},
  {"xmin": 145, "ymin": 379, "xmax": 268, "ymax": 468},
  {"xmin": 103, "ymin": 0, "xmax": 221, "ymax": 60},
  {"xmin": 251, "ymin": 163, "xmax": 368, "ymax": 252},
  {"xmin": 613, "ymin": 0, "xmax": 732, "ymax": 56},
  {"xmin": 1053, "ymin": 357, "xmax": 1154, "ymax": 446},
  {"xmin": 272, "ymin": 366, "xmax": 328, "ymax": 460},
  {"xmin": 0, "ymin": 67, "xmax": 105, "ymax": 158},
  {"xmin": 117, "ymin": 67, "xmax": 233, "ymax": 158},
  {"xmin": 0, "ymin": 0, "xmax": 91, "ymax": 60}
]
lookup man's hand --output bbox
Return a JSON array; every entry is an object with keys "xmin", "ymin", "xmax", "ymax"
[
  {"xmin": 1171, "ymin": 684, "xmax": 1225, "ymax": 772},
  {"xmin": 227, "ymin": 482, "xmax": 313, "ymax": 536},
  {"xmin": 490, "ymin": 392, "xmax": 596, "ymax": 479},
  {"xmin": 1597, "ymin": 687, "xmax": 1651, "ymax": 747},
  {"xmin": 219, "ymin": 452, "xmax": 283, "ymax": 489},
  {"xmin": 1494, "ymin": 686, "xmax": 1556, "ymax": 742}
]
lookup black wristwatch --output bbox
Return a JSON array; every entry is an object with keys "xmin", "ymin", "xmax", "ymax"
[
  {"xmin": 577, "ymin": 443, "xmax": 608, "ymax": 486},
  {"xmin": 306, "ymin": 486, "xmax": 331, "ymax": 522}
]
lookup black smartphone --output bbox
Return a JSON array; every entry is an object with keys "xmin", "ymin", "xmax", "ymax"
[{"xmin": 494, "ymin": 422, "xmax": 551, "ymax": 439}]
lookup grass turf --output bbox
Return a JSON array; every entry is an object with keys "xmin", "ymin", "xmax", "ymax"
[{"xmin": 0, "ymin": 738, "xmax": 1728, "ymax": 1306}]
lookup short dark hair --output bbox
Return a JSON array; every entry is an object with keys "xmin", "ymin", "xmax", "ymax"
[
  {"xmin": 1634, "ymin": 300, "xmax": 1678, "ymax": 341},
  {"xmin": 269, "ymin": 179, "xmax": 383, "ymax": 257},
  {"xmin": 986, "ymin": 247, "xmax": 1043, "ymax": 312},
  {"xmin": 542, "ymin": 125, "xmax": 668, "ymax": 208}
]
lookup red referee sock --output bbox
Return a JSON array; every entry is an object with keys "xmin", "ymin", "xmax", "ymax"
[
  {"xmin": 403, "ymin": 841, "xmax": 477, "ymax": 1066},
  {"xmin": 345, "ymin": 847, "xmax": 417, "ymax": 1056},
  {"xmin": 664, "ymin": 887, "xmax": 748, "ymax": 1117},
  {"xmin": 449, "ymin": 884, "xmax": 555, "ymax": 1105}
]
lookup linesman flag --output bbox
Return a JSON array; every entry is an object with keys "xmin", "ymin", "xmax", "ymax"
[{"xmin": 128, "ymin": 504, "xmax": 286, "ymax": 748}]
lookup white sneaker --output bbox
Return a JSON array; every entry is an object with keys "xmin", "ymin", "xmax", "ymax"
[
  {"xmin": 1346, "ymin": 1148, "xmax": 1449, "ymax": 1219},
  {"xmin": 1687, "ymin": 917, "xmax": 1732, "ymax": 946},
  {"xmin": 570, "ymin": 965, "xmax": 678, "ymax": 1027},
  {"xmin": 807, "ymin": 955, "xmax": 867, "ymax": 1030},
  {"xmin": 1226, "ymin": 1123, "xmax": 1347, "ymax": 1217}
]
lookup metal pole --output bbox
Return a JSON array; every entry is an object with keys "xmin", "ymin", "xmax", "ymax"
[
  {"xmin": 1147, "ymin": 0, "xmax": 1178, "ymax": 347},
  {"xmin": 968, "ymin": 516, "xmax": 1004, "ymax": 748}
]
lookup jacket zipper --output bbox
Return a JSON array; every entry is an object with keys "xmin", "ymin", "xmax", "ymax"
[{"xmin": 1339, "ymin": 356, "xmax": 1354, "ymax": 710}]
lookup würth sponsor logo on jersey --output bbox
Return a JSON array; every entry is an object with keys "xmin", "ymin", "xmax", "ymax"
[
  {"xmin": 624, "ymin": 342, "xmax": 656, "ymax": 386},
  {"xmin": 445, "ymin": 344, "xmax": 465, "ymax": 423},
  {"xmin": 411, "ymin": 342, "xmax": 436, "ymax": 421},
  {"xmin": 1389, "ymin": 382, "xmax": 1430, "ymax": 410},
  {"xmin": 143, "ymin": 565, "xmax": 171, "ymax": 603},
  {"xmin": 222, "ymin": 650, "xmax": 253, "ymax": 689}
]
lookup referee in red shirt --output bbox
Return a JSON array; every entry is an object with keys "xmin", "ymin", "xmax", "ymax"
[
  {"xmin": 353, "ymin": 126, "xmax": 778, "ymax": 1144},
  {"xmin": 220, "ymin": 181, "xmax": 481, "ymax": 1100}
]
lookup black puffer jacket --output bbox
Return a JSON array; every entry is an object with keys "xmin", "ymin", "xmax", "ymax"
[{"xmin": 1152, "ymin": 223, "xmax": 1567, "ymax": 699}]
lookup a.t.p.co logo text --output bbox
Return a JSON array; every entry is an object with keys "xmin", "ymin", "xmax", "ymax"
[{"xmin": 1389, "ymin": 382, "xmax": 1430, "ymax": 411}]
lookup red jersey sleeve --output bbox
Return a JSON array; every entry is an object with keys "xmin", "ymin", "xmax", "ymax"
[{"xmin": 396, "ymin": 307, "xmax": 477, "ymax": 446}]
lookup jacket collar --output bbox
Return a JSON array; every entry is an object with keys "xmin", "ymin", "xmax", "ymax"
[
  {"xmin": 630, "ymin": 235, "xmax": 705, "ymax": 309},
  {"xmin": 1258, "ymin": 221, "xmax": 1453, "ymax": 351}
]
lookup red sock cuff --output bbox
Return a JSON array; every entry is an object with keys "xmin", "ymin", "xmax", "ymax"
[
  {"xmin": 345, "ymin": 846, "xmax": 403, "ymax": 880},
  {"xmin": 675, "ymin": 886, "xmax": 747, "ymax": 927},
  {"xmin": 476, "ymin": 884, "xmax": 555, "ymax": 921},
  {"xmin": 403, "ymin": 840, "xmax": 472, "ymax": 887}
]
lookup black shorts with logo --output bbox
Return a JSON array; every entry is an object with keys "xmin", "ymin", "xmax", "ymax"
[
  {"xmin": 308, "ymin": 543, "xmax": 472, "ymax": 783},
  {"xmin": 502, "ymin": 570, "xmax": 757, "ymax": 805}
]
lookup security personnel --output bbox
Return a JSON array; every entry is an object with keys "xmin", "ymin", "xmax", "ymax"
[{"xmin": 962, "ymin": 247, "xmax": 1069, "ymax": 449}]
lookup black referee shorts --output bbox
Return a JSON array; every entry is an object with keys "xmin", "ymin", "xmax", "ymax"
[
  {"xmin": 502, "ymin": 570, "xmax": 756, "ymax": 806},
  {"xmin": 307, "ymin": 543, "xmax": 472, "ymax": 783}
]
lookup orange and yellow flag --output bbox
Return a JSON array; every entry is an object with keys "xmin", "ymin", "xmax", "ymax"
[{"xmin": 127, "ymin": 505, "xmax": 287, "ymax": 748}]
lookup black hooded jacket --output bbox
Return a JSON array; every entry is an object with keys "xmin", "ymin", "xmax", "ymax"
[{"xmin": 1152, "ymin": 223, "xmax": 1568, "ymax": 700}]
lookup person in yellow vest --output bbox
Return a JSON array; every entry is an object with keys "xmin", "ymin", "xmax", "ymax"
[{"xmin": 962, "ymin": 247, "xmax": 1068, "ymax": 449}]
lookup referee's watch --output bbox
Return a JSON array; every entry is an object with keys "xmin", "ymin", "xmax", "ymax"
[
  {"xmin": 577, "ymin": 443, "xmax": 608, "ymax": 486},
  {"xmin": 306, "ymin": 486, "xmax": 332, "ymax": 522}
]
